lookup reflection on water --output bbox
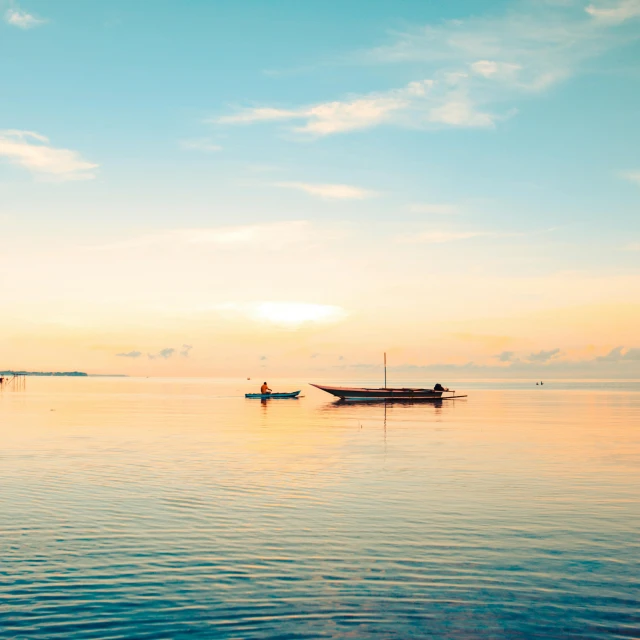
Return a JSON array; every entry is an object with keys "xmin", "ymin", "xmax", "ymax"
[
  {"xmin": 1, "ymin": 377, "xmax": 639, "ymax": 639},
  {"xmin": 324, "ymin": 398, "xmax": 446, "ymax": 407}
]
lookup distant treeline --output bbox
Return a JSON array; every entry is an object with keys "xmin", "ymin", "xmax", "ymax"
[{"xmin": 0, "ymin": 371, "xmax": 88, "ymax": 377}]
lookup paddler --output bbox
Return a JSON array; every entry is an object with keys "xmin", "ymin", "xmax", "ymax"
[{"xmin": 260, "ymin": 381, "xmax": 272, "ymax": 395}]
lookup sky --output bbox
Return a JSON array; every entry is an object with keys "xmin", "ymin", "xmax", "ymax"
[{"xmin": 0, "ymin": 0, "xmax": 639, "ymax": 378}]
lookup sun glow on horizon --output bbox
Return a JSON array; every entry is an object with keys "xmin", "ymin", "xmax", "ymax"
[{"xmin": 253, "ymin": 302, "xmax": 347, "ymax": 326}]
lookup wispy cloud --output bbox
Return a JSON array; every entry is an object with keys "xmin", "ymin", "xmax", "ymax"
[
  {"xmin": 0, "ymin": 130, "xmax": 97, "ymax": 181},
  {"xmin": 368, "ymin": 1, "xmax": 639, "ymax": 88},
  {"xmin": 216, "ymin": 1, "xmax": 639, "ymax": 136},
  {"xmin": 397, "ymin": 230, "xmax": 512, "ymax": 244},
  {"xmin": 148, "ymin": 348, "xmax": 176, "ymax": 360},
  {"xmin": 217, "ymin": 107, "xmax": 301, "ymax": 125},
  {"xmin": 96, "ymin": 221, "xmax": 312, "ymax": 251},
  {"xmin": 470, "ymin": 60, "xmax": 522, "ymax": 80},
  {"xmin": 217, "ymin": 78, "xmax": 496, "ymax": 135},
  {"xmin": 217, "ymin": 80, "xmax": 449, "ymax": 134},
  {"xmin": 274, "ymin": 182, "xmax": 377, "ymax": 200},
  {"xmin": 179, "ymin": 138, "xmax": 223, "ymax": 152},
  {"xmin": 491, "ymin": 345, "xmax": 640, "ymax": 366},
  {"xmin": 622, "ymin": 170, "xmax": 640, "ymax": 185},
  {"xmin": 596, "ymin": 345, "xmax": 640, "ymax": 361},
  {"xmin": 409, "ymin": 203, "xmax": 459, "ymax": 215},
  {"xmin": 121, "ymin": 346, "xmax": 192, "ymax": 360},
  {"xmin": 586, "ymin": 0, "xmax": 640, "ymax": 23},
  {"xmin": 5, "ymin": 7, "xmax": 46, "ymax": 29},
  {"xmin": 348, "ymin": 345, "xmax": 640, "ymax": 375},
  {"xmin": 527, "ymin": 348, "xmax": 561, "ymax": 363}
]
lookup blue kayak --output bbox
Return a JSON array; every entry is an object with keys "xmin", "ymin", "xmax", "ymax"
[{"xmin": 245, "ymin": 391, "xmax": 301, "ymax": 399}]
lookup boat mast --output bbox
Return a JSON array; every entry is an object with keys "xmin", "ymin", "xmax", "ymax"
[{"xmin": 384, "ymin": 352, "xmax": 387, "ymax": 388}]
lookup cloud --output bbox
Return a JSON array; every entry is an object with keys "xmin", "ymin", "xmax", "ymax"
[
  {"xmin": 5, "ymin": 8, "xmax": 46, "ymax": 28},
  {"xmin": 527, "ymin": 348, "xmax": 561, "ymax": 362},
  {"xmin": 299, "ymin": 92, "xmax": 415, "ymax": 134},
  {"xmin": 596, "ymin": 346, "xmax": 640, "ymax": 361},
  {"xmin": 179, "ymin": 138, "xmax": 223, "ymax": 152},
  {"xmin": 215, "ymin": 87, "xmax": 417, "ymax": 134},
  {"xmin": 274, "ymin": 182, "xmax": 377, "ymax": 200},
  {"xmin": 96, "ymin": 221, "xmax": 311, "ymax": 251},
  {"xmin": 428, "ymin": 99, "xmax": 497, "ymax": 128},
  {"xmin": 397, "ymin": 230, "xmax": 511, "ymax": 244},
  {"xmin": 217, "ymin": 107, "xmax": 301, "ymax": 125},
  {"xmin": 409, "ymin": 203, "xmax": 459, "ymax": 215},
  {"xmin": 470, "ymin": 60, "xmax": 522, "ymax": 79},
  {"xmin": 368, "ymin": 1, "xmax": 639, "ymax": 91},
  {"xmin": 146, "ymin": 347, "xmax": 180, "ymax": 360},
  {"xmin": 117, "ymin": 347, "xmax": 191, "ymax": 361},
  {"xmin": 216, "ymin": 78, "xmax": 496, "ymax": 135},
  {"xmin": 622, "ymin": 170, "xmax": 640, "ymax": 185},
  {"xmin": 586, "ymin": 0, "xmax": 640, "ymax": 23},
  {"xmin": 216, "ymin": 1, "xmax": 640, "ymax": 136},
  {"xmin": 0, "ymin": 130, "xmax": 97, "ymax": 180},
  {"xmin": 348, "ymin": 345, "xmax": 640, "ymax": 376}
]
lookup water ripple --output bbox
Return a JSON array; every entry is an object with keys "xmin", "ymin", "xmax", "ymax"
[{"xmin": 1, "ymin": 378, "xmax": 639, "ymax": 638}]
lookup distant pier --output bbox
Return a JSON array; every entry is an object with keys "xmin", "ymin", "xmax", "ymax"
[{"xmin": 0, "ymin": 373, "xmax": 26, "ymax": 390}]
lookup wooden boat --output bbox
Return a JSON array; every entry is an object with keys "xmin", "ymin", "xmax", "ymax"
[
  {"xmin": 245, "ymin": 390, "xmax": 301, "ymax": 399},
  {"xmin": 310, "ymin": 353, "xmax": 466, "ymax": 402},
  {"xmin": 310, "ymin": 384, "xmax": 465, "ymax": 401}
]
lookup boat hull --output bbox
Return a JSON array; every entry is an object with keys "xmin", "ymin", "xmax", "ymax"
[
  {"xmin": 310, "ymin": 384, "xmax": 443, "ymax": 401},
  {"xmin": 245, "ymin": 391, "xmax": 301, "ymax": 399}
]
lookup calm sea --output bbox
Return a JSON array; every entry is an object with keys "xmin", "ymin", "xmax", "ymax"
[{"xmin": 1, "ymin": 377, "xmax": 638, "ymax": 639}]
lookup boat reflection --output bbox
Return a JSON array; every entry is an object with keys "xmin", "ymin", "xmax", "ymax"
[
  {"xmin": 258, "ymin": 396, "xmax": 301, "ymax": 407},
  {"xmin": 326, "ymin": 398, "xmax": 445, "ymax": 408}
]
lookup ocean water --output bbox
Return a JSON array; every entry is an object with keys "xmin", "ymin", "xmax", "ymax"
[{"xmin": 1, "ymin": 377, "xmax": 638, "ymax": 639}]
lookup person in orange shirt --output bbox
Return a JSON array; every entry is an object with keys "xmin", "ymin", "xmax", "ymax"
[{"xmin": 260, "ymin": 382, "xmax": 272, "ymax": 395}]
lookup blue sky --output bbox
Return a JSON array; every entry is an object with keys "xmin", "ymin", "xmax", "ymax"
[{"xmin": 1, "ymin": 0, "xmax": 639, "ymax": 375}]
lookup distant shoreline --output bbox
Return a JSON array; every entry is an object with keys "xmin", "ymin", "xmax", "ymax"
[{"xmin": 0, "ymin": 371, "xmax": 127, "ymax": 377}]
